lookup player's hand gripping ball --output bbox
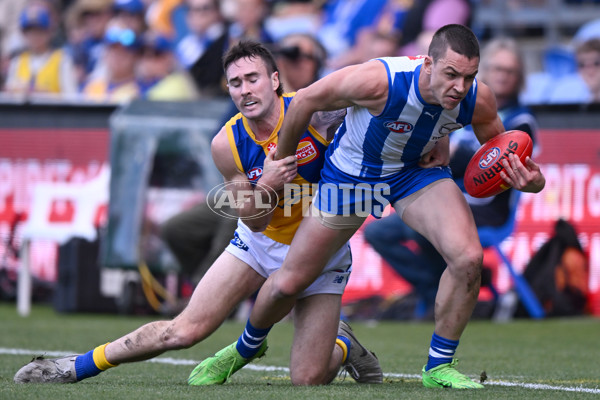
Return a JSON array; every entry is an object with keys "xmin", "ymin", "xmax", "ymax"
[{"xmin": 464, "ymin": 130, "xmax": 533, "ymax": 198}]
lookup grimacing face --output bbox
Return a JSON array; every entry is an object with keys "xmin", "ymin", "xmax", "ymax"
[
  {"xmin": 226, "ymin": 56, "xmax": 280, "ymax": 120},
  {"xmin": 426, "ymin": 48, "xmax": 479, "ymax": 110}
]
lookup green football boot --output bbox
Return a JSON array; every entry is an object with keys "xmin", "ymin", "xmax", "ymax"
[
  {"xmin": 422, "ymin": 359, "xmax": 484, "ymax": 389},
  {"xmin": 188, "ymin": 340, "xmax": 268, "ymax": 386}
]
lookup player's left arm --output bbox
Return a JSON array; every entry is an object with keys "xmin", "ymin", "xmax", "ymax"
[{"xmin": 472, "ymin": 82, "xmax": 545, "ymax": 193}]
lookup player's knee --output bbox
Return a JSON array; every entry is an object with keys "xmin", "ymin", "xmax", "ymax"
[
  {"xmin": 290, "ymin": 366, "xmax": 329, "ymax": 386},
  {"xmin": 270, "ymin": 274, "xmax": 308, "ymax": 299},
  {"xmin": 449, "ymin": 244, "xmax": 483, "ymax": 285},
  {"xmin": 159, "ymin": 320, "xmax": 206, "ymax": 349}
]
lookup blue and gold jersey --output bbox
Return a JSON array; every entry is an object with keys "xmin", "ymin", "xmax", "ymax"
[{"xmin": 226, "ymin": 93, "xmax": 329, "ymax": 245}]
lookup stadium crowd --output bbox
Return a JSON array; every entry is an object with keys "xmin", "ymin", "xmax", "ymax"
[
  {"xmin": 0, "ymin": 0, "xmax": 469, "ymax": 103},
  {"xmin": 2, "ymin": 0, "xmax": 600, "ymax": 105}
]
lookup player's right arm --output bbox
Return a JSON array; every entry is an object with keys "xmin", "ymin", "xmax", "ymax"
[
  {"xmin": 471, "ymin": 82, "xmax": 545, "ymax": 193},
  {"xmin": 211, "ymin": 127, "xmax": 297, "ymax": 232},
  {"xmin": 275, "ymin": 60, "xmax": 389, "ymax": 159}
]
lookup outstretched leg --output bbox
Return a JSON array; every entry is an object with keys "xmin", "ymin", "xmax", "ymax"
[{"xmin": 14, "ymin": 252, "xmax": 265, "ymax": 383}]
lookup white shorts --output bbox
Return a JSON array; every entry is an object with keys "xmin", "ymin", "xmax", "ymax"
[{"xmin": 225, "ymin": 220, "xmax": 352, "ymax": 299}]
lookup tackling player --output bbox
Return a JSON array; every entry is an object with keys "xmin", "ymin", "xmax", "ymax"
[{"xmin": 14, "ymin": 40, "xmax": 382, "ymax": 386}]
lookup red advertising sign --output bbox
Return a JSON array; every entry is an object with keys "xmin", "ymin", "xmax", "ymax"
[
  {"xmin": 0, "ymin": 128, "xmax": 109, "ymax": 281},
  {"xmin": 1, "ymin": 127, "xmax": 598, "ymax": 316}
]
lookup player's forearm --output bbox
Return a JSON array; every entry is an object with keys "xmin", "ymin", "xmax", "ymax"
[
  {"xmin": 275, "ymin": 96, "xmax": 314, "ymax": 160},
  {"xmin": 236, "ymin": 183, "xmax": 277, "ymax": 232}
]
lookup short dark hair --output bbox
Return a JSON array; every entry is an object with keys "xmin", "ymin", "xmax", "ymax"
[
  {"xmin": 222, "ymin": 40, "xmax": 284, "ymax": 96},
  {"xmin": 428, "ymin": 24, "xmax": 480, "ymax": 62}
]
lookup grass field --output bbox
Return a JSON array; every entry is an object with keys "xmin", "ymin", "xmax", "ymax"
[{"xmin": 1, "ymin": 302, "xmax": 599, "ymax": 399}]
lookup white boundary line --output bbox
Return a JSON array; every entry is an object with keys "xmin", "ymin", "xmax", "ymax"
[{"xmin": 3, "ymin": 347, "xmax": 599, "ymax": 394}]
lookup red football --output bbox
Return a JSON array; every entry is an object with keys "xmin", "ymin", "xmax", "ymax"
[{"xmin": 463, "ymin": 130, "xmax": 533, "ymax": 198}]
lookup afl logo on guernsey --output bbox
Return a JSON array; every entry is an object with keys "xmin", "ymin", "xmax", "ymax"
[
  {"xmin": 267, "ymin": 142, "xmax": 277, "ymax": 152},
  {"xmin": 296, "ymin": 137, "xmax": 318, "ymax": 165},
  {"xmin": 385, "ymin": 121, "xmax": 414, "ymax": 134},
  {"xmin": 478, "ymin": 147, "xmax": 501, "ymax": 169},
  {"xmin": 246, "ymin": 167, "xmax": 263, "ymax": 181}
]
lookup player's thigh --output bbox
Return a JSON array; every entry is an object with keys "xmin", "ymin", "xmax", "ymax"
[
  {"xmin": 177, "ymin": 251, "xmax": 265, "ymax": 328},
  {"xmin": 279, "ymin": 212, "xmax": 358, "ymax": 287},
  {"xmin": 290, "ymin": 294, "xmax": 341, "ymax": 373},
  {"xmin": 400, "ymin": 180, "xmax": 480, "ymax": 263}
]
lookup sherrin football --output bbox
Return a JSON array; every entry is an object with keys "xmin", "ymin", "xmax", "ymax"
[{"xmin": 463, "ymin": 130, "xmax": 533, "ymax": 198}]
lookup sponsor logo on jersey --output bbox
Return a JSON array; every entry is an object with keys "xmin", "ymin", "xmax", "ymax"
[
  {"xmin": 479, "ymin": 147, "xmax": 501, "ymax": 169},
  {"xmin": 439, "ymin": 122, "xmax": 464, "ymax": 136},
  {"xmin": 246, "ymin": 167, "xmax": 263, "ymax": 181},
  {"xmin": 385, "ymin": 120, "xmax": 414, "ymax": 134},
  {"xmin": 296, "ymin": 137, "xmax": 318, "ymax": 165}
]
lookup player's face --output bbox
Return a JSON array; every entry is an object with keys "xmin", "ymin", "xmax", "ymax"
[
  {"xmin": 426, "ymin": 48, "xmax": 479, "ymax": 109},
  {"xmin": 226, "ymin": 56, "xmax": 280, "ymax": 120}
]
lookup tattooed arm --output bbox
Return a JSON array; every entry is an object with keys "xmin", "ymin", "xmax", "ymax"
[{"xmin": 309, "ymin": 109, "xmax": 347, "ymax": 141}]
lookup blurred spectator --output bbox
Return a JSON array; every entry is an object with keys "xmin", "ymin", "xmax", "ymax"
[
  {"xmin": 273, "ymin": 32, "xmax": 326, "ymax": 92},
  {"xmin": 264, "ymin": 0, "xmax": 322, "ymax": 40},
  {"xmin": 80, "ymin": 24, "xmax": 142, "ymax": 103},
  {"xmin": 64, "ymin": 0, "xmax": 113, "ymax": 83},
  {"xmin": 145, "ymin": 0, "xmax": 184, "ymax": 38},
  {"xmin": 112, "ymin": 0, "xmax": 147, "ymax": 35},
  {"xmin": 227, "ymin": 0, "xmax": 274, "ymax": 45},
  {"xmin": 573, "ymin": 38, "xmax": 600, "ymax": 102},
  {"xmin": 545, "ymin": 38, "xmax": 600, "ymax": 104},
  {"xmin": 364, "ymin": 37, "xmax": 538, "ymax": 320},
  {"xmin": 520, "ymin": 45, "xmax": 580, "ymax": 105},
  {"xmin": 3, "ymin": 2, "xmax": 77, "ymax": 97},
  {"xmin": 176, "ymin": 0, "xmax": 229, "ymax": 96},
  {"xmin": 137, "ymin": 30, "xmax": 199, "ymax": 100},
  {"xmin": 399, "ymin": 0, "xmax": 471, "ymax": 56},
  {"xmin": 316, "ymin": 0, "xmax": 388, "ymax": 63},
  {"xmin": 324, "ymin": 0, "xmax": 406, "ymax": 71},
  {"xmin": 0, "ymin": 0, "xmax": 28, "ymax": 80}
]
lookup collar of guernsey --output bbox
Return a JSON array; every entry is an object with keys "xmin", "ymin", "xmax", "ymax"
[{"xmin": 225, "ymin": 93, "xmax": 331, "ymax": 245}]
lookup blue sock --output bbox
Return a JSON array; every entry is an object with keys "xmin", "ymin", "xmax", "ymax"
[
  {"xmin": 74, "ymin": 350, "xmax": 102, "ymax": 381},
  {"xmin": 425, "ymin": 333, "xmax": 459, "ymax": 371},
  {"xmin": 236, "ymin": 320, "xmax": 271, "ymax": 359}
]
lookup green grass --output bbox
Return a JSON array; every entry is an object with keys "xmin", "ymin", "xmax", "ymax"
[{"xmin": 1, "ymin": 303, "xmax": 599, "ymax": 399}]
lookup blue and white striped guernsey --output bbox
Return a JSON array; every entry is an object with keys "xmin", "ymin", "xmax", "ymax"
[{"xmin": 327, "ymin": 56, "xmax": 478, "ymax": 179}]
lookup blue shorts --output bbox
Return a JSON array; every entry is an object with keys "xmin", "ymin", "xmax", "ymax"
[{"xmin": 314, "ymin": 158, "xmax": 452, "ymax": 218}]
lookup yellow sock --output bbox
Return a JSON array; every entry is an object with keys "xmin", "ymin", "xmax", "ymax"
[
  {"xmin": 335, "ymin": 338, "xmax": 349, "ymax": 364},
  {"xmin": 92, "ymin": 343, "xmax": 118, "ymax": 370}
]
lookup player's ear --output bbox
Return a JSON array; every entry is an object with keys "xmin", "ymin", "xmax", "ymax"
[
  {"xmin": 272, "ymin": 71, "xmax": 279, "ymax": 91},
  {"xmin": 423, "ymin": 56, "xmax": 433, "ymax": 74}
]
